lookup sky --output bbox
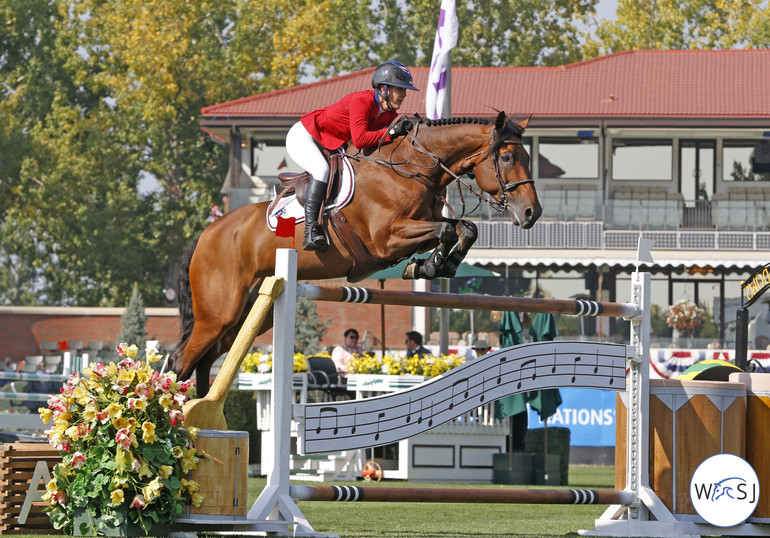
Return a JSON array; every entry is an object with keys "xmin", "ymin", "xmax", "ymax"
[{"xmin": 596, "ymin": 0, "xmax": 618, "ymax": 21}]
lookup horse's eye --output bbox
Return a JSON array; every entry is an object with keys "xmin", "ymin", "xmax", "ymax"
[{"xmin": 501, "ymin": 153, "xmax": 512, "ymax": 163}]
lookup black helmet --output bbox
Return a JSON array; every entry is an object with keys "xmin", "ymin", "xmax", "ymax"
[{"xmin": 372, "ymin": 61, "xmax": 419, "ymax": 91}]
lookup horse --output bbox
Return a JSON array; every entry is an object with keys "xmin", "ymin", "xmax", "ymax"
[{"xmin": 171, "ymin": 111, "xmax": 541, "ymax": 396}]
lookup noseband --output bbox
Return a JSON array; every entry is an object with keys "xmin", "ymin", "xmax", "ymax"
[{"xmin": 487, "ymin": 138, "xmax": 534, "ymax": 214}]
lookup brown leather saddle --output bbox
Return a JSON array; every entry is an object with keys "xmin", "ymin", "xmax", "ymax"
[{"xmin": 274, "ymin": 150, "xmax": 389, "ymax": 280}]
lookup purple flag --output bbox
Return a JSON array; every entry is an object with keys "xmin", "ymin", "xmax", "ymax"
[{"xmin": 425, "ymin": 0, "xmax": 458, "ymax": 120}]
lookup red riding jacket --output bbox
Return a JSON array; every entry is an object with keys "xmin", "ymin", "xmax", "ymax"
[{"xmin": 301, "ymin": 90, "xmax": 397, "ymax": 150}]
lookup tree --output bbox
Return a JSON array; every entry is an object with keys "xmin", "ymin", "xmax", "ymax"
[
  {"xmin": 294, "ymin": 298, "xmax": 330, "ymax": 355},
  {"xmin": 582, "ymin": 0, "xmax": 769, "ymax": 56},
  {"xmin": 120, "ymin": 283, "xmax": 148, "ymax": 360}
]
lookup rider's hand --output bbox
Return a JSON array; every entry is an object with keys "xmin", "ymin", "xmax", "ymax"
[{"xmin": 388, "ymin": 121, "xmax": 413, "ymax": 138}]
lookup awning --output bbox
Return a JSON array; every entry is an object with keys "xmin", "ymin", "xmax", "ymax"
[{"xmin": 464, "ymin": 249, "xmax": 768, "ymax": 275}]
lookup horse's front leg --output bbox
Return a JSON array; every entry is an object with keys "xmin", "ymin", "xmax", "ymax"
[
  {"xmin": 392, "ymin": 221, "xmax": 458, "ymax": 280},
  {"xmin": 435, "ymin": 219, "xmax": 479, "ymax": 278}
]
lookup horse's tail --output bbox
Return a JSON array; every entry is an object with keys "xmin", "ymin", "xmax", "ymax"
[{"xmin": 172, "ymin": 237, "xmax": 199, "ymax": 356}]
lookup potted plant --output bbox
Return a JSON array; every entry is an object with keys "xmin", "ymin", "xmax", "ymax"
[
  {"xmin": 666, "ymin": 299, "xmax": 706, "ymax": 346},
  {"xmin": 39, "ymin": 344, "xmax": 203, "ymax": 536}
]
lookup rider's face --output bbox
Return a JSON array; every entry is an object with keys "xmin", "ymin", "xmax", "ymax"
[{"xmin": 380, "ymin": 86, "xmax": 407, "ymax": 112}]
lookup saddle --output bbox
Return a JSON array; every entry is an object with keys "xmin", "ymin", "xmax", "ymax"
[
  {"xmin": 274, "ymin": 148, "xmax": 389, "ymax": 280},
  {"xmin": 276, "ymin": 147, "xmax": 342, "ymax": 216}
]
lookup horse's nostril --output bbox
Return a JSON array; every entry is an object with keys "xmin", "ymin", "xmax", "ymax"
[{"xmin": 525, "ymin": 207, "xmax": 533, "ymax": 219}]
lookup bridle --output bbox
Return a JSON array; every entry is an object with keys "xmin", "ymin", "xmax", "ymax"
[{"xmin": 345, "ymin": 116, "xmax": 534, "ymax": 216}]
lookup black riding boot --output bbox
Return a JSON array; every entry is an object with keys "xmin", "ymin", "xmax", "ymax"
[{"xmin": 303, "ymin": 179, "xmax": 329, "ymax": 252}]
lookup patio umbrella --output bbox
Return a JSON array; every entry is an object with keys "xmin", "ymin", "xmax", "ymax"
[
  {"xmin": 366, "ymin": 255, "xmax": 498, "ymax": 355},
  {"xmin": 528, "ymin": 313, "xmax": 563, "ymax": 421},
  {"xmin": 495, "ymin": 311, "xmax": 528, "ymax": 452}
]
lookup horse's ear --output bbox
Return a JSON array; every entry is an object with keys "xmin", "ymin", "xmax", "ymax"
[
  {"xmin": 516, "ymin": 114, "xmax": 532, "ymax": 132},
  {"xmin": 495, "ymin": 111, "xmax": 506, "ymax": 132}
]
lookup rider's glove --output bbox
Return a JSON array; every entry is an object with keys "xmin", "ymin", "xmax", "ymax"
[{"xmin": 388, "ymin": 121, "xmax": 413, "ymax": 138}]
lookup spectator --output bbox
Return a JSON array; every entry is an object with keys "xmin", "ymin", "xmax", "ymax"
[
  {"xmin": 331, "ymin": 328, "xmax": 364, "ymax": 379},
  {"xmin": 405, "ymin": 331, "xmax": 430, "ymax": 359}
]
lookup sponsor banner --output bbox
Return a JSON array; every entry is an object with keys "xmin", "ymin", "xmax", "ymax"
[{"xmin": 527, "ymin": 388, "xmax": 616, "ymax": 447}]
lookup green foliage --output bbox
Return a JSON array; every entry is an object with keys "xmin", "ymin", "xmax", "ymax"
[
  {"xmin": 294, "ymin": 298, "xmax": 330, "ymax": 355},
  {"xmin": 650, "ymin": 304, "xmax": 671, "ymax": 337},
  {"xmin": 120, "ymin": 284, "xmax": 147, "ymax": 359},
  {"xmin": 223, "ymin": 389, "xmax": 261, "ymax": 464}
]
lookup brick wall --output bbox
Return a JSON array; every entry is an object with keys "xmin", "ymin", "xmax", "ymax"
[{"xmin": 0, "ymin": 277, "xmax": 415, "ymax": 361}]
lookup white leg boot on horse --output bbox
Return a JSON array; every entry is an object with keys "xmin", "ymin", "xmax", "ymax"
[{"xmin": 303, "ymin": 179, "xmax": 330, "ymax": 252}]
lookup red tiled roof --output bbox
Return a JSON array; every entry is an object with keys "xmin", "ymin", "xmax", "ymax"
[{"xmin": 201, "ymin": 50, "xmax": 770, "ymax": 122}]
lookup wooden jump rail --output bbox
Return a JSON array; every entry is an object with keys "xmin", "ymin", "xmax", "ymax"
[
  {"xmin": 290, "ymin": 485, "xmax": 635, "ymax": 506},
  {"xmin": 297, "ymin": 283, "xmax": 641, "ymax": 319}
]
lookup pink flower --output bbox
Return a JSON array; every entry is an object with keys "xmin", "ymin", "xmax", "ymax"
[
  {"xmin": 129, "ymin": 495, "xmax": 146, "ymax": 509},
  {"xmin": 71, "ymin": 452, "xmax": 86, "ymax": 468},
  {"xmin": 178, "ymin": 380, "xmax": 192, "ymax": 393},
  {"xmin": 169, "ymin": 409, "xmax": 183, "ymax": 427},
  {"xmin": 116, "ymin": 428, "xmax": 131, "ymax": 449},
  {"xmin": 173, "ymin": 393, "xmax": 187, "ymax": 407},
  {"xmin": 96, "ymin": 410, "xmax": 110, "ymax": 424},
  {"xmin": 53, "ymin": 490, "xmax": 66, "ymax": 506}
]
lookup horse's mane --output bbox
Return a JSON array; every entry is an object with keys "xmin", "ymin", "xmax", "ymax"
[{"xmin": 416, "ymin": 116, "xmax": 490, "ymax": 127}]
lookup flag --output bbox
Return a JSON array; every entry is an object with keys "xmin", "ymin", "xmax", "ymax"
[
  {"xmin": 277, "ymin": 157, "xmax": 287, "ymax": 170},
  {"xmin": 636, "ymin": 237, "xmax": 655, "ymax": 267},
  {"xmin": 425, "ymin": 0, "xmax": 458, "ymax": 120},
  {"xmin": 275, "ymin": 216, "xmax": 296, "ymax": 249}
]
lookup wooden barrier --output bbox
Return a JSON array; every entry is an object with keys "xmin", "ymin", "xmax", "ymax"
[
  {"xmin": 290, "ymin": 484, "xmax": 635, "ymax": 506},
  {"xmin": 0, "ymin": 443, "xmax": 61, "ymax": 534},
  {"xmin": 298, "ymin": 283, "xmax": 640, "ymax": 319}
]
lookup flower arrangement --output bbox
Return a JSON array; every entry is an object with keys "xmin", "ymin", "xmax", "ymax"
[
  {"xmin": 349, "ymin": 353, "xmax": 465, "ymax": 377},
  {"xmin": 240, "ymin": 351, "xmax": 313, "ymax": 373},
  {"xmin": 39, "ymin": 343, "xmax": 202, "ymax": 536},
  {"xmin": 666, "ymin": 300, "xmax": 706, "ymax": 337}
]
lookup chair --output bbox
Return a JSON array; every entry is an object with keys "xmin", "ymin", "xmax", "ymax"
[
  {"xmin": 68, "ymin": 340, "xmax": 85, "ymax": 354},
  {"xmin": 21, "ymin": 356, "xmax": 44, "ymax": 373},
  {"xmin": 40, "ymin": 341, "xmax": 59, "ymax": 353},
  {"xmin": 306, "ymin": 356, "xmax": 350, "ymax": 399},
  {"xmin": 86, "ymin": 341, "xmax": 104, "ymax": 351},
  {"xmin": 44, "ymin": 355, "xmax": 63, "ymax": 373}
]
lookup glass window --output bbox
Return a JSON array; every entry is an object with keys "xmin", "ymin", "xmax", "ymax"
[
  {"xmin": 612, "ymin": 139, "xmax": 672, "ymax": 181},
  {"xmin": 723, "ymin": 140, "xmax": 770, "ymax": 181},
  {"xmin": 537, "ymin": 137, "xmax": 598, "ymax": 179}
]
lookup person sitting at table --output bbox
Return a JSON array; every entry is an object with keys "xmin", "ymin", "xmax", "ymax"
[
  {"xmin": 331, "ymin": 328, "xmax": 364, "ymax": 379},
  {"xmin": 405, "ymin": 331, "xmax": 430, "ymax": 359}
]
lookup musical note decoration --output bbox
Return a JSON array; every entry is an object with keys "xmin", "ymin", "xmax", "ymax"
[{"xmin": 295, "ymin": 341, "xmax": 631, "ymax": 454}]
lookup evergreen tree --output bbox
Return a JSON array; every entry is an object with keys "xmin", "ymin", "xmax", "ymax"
[
  {"xmin": 294, "ymin": 298, "xmax": 329, "ymax": 356},
  {"xmin": 120, "ymin": 283, "xmax": 147, "ymax": 360}
]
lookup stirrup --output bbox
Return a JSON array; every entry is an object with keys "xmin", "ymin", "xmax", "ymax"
[{"xmin": 303, "ymin": 222, "xmax": 329, "ymax": 252}]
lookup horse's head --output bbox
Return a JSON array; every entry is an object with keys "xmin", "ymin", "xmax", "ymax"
[{"xmin": 471, "ymin": 112, "xmax": 541, "ymax": 228}]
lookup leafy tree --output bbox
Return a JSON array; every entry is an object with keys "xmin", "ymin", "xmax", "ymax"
[
  {"xmin": 582, "ymin": 0, "xmax": 769, "ymax": 56},
  {"xmin": 294, "ymin": 298, "xmax": 330, "ymax": 355},
  {"xmin": 120, "ymin": 283, "xmax": 148, "ymax": 359}
]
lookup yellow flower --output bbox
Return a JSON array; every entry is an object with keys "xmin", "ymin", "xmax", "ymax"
[
  {"xmin": 159, "ymin": 393, "xmax": 173, "ymax": 408},
  {"xmin": 159, "ymin": 465, "xmax": 173, "ymax": 479},
  {"xmin": 113, "ymin": 417, "xmax": 130, "ymax": 430},
  {"xmin": 64, "ymin": 425, "xmax": 79, "ymax": 440},
  {"xmin": 180, "ymin": 448, "xmax": 199, "ymax": 473},
  {"xmin": 172, "ymin": 446, "xmax": 183, "ymax": 458},
  {"xmin": 191, "ymin": 492, "xmax": 204, "ymax": 507},
  {"xmin": 110, "ymin": 489, "xmax": 124, "ymax": 505},
  {"xmin": 105, "ymin": 403, "xmax": 122, "ymax": 418},
  {"xmin": 56, "ymin": 462, "xmax": 69, "ymax": 477},
  {"xmin": 141, "ymin": 477, "xmax": 163, "ymax": 503},
  {"xmin": 142, "ymin": 422, "xmax": 157, "ymax": 443},
  {"xmin": 138, "ymin": 463, "xmax": 153, "ymax": 478},
  {"xmin": 107, "ymin": 363, "xmax": 118, "ymax": 377},
  {"xmin": 181, "ymin": 478, "xmax": 199, "ymax": 493},
  {"xmin": 82, "ymin": 403, "xmax": 98, "ymax": 422},
  {"xmin": 123, "ymin": 344, "xmax": 139, "ymax": 359},
  {"xmin": 186, "ymin": 426, "xmax": 199, "ymax": 440},
  {"xmin": 146, "ymin": 348, "xmax": 162, "ymax": 363},
  {"xmin": 39, "ymin": 408, "xmax": 53, "ymax": 424},
  {"xmin": 115, "ymin": 447, "xmax": 128, "ymax": 471}
]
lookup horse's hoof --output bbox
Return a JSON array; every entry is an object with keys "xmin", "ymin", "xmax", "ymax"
[{"xmin": 402, "ymin": 261, "xmax": 420, "ymax": 280}]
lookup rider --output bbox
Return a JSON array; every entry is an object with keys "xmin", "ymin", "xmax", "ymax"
[{"xmin": 285, "ymin": 60, "xmax": 419, "ymax": 251}]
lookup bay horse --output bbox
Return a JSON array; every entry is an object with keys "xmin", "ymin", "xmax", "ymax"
[{"xmin": 171, "ymin": 111, "xmax": 541, "ymax": 396}]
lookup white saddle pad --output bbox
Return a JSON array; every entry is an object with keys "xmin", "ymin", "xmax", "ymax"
[{"xmin": 267, "ymin": 155, "xmax": 355, "ymax": 232}]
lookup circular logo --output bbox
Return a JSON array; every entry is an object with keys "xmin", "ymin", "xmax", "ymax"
[{"xmin": 690, "ymin": 453, "xmax": 759, "ymax": 527}]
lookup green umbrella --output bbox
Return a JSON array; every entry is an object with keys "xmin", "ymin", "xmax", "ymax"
[
  {"xmin": 495, "ymin": 311, "xmax": 526, "ymax": 420},
  {"xmin": 528, "ymin": 313, "xmax": 563, "ymax": 422},
  {"xmin": 367, "ymin": 253, "xmax": 498, "ymax": 280}
]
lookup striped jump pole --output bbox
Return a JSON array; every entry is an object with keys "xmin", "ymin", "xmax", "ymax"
[
  {"xmin": 297, "ymin": 283, "xmax": 640, "ymax": 319},
  {"xmin": 290, "ymin": 485, "xmax": 635, "ymax": 506}
]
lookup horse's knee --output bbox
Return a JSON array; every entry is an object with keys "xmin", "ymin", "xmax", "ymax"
[
  {"xmin": 437, "ymin": 222, "xmax": 459, "ymax": 245},
  {"xmin": 458, "ymin": 220, "xmax": 478, "ymax": 244}
]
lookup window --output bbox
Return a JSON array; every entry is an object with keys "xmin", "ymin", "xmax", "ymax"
[
  {"xmin": 723, "ymin": 140, "xmax": 770, "ymax": 182},
  {"xmin": 537, "ymin": 137, "xmax": 598, "ymax": 179},
  {"xmin": 612, "ymin": 139, "xmax": 672, "ymax": 181}
]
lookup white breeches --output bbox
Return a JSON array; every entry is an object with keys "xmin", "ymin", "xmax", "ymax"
[{"xmin": 286, "ymin": 121, "xmax": 330, "ymax": 184}]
